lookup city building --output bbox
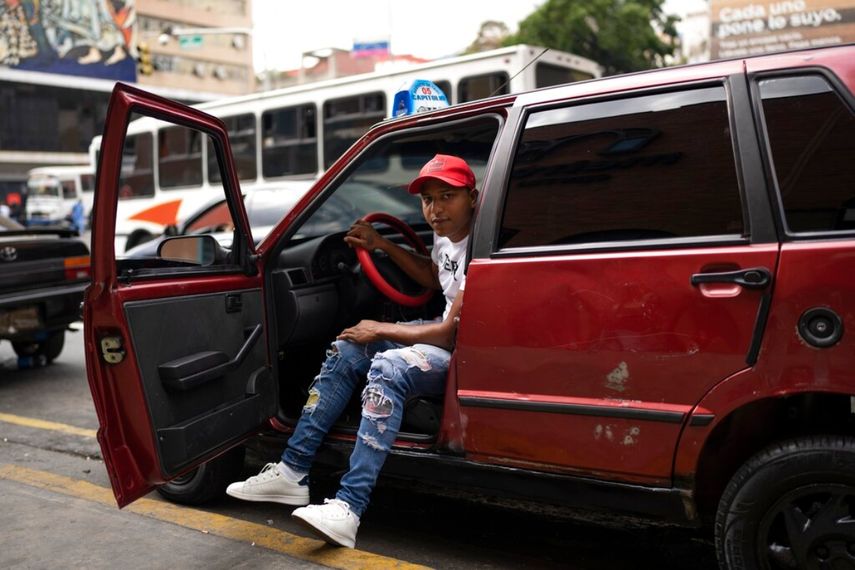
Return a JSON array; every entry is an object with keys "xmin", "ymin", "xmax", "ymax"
[
  {"xmin": 0, "ymin": 0, "xmax": 254, "ymax": 218},
  {"xmin": 136, "ymin": 0, "xmax": 255, "ymax": 97}
]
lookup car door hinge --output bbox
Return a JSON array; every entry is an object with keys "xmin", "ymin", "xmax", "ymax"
[{"xmin": 100, "ymin": 336, "xmax": 125, "ymax": 364}]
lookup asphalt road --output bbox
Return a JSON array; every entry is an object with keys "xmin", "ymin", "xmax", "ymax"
[{"xmin": 0, "ymin": 328, "xmax": 720, "ymax": 569}]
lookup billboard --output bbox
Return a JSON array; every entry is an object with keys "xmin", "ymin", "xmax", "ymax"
[
  {"xmin": 711, "ymin": 0, "xmax": 855, "ymax": 59},
  {"xmin": 0, "ymin": 0, "xmax": 136, "ymax": 82}
]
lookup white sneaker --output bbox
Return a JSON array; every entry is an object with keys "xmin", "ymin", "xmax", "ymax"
[
  {"xmin": 291, "ymin": 498, "xmax": 360, "ymax": 548},
  {"xmin": 225, "ymin": 463, "xmax": 309, "ymax": 506}
]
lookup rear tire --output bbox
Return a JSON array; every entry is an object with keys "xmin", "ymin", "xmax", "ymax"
[
  {"xmin": 157, "ymin": 446, "xmax": 246, "ymax": 506},
  {"xmin": 715, "ymin": 436, "xmax": 855, "ymax": 570},
  {"xmin": 42, "ymin": 330, "xmax": 65, "ymax": 362}
]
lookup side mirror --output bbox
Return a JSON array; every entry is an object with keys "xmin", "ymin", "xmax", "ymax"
[{"xmin": 157, "ymin": 235, "xmax": 220, "ymax": 266}]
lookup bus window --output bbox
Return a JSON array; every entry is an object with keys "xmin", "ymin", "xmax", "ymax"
[
  {"xmin": 61, "ymin": 180, "xmax": 77, "ymax": 199},
  {"xmin": 323, "ymin": 92, "xmax": 385, "ymax": 168},
  {"xmin": 433, "ymin": 80, "xmax": 452, "ymax": 104},
  {"xmin": 261, "ymin": 104, "xmax": 317, "ymax": 178},
  {"xmin": 458, "ymin": 72, "xmax": 509, "ymax": 103},
  {"xmin": 535, "ymin": 62, "xmax": 594, "ymax": 88},
  {"xmin": 80, "ymin": 174, "xmax": 95, "ymax": 193},
  {"xmin": 209, "ymin": 113, "xmax": 257, "ymax": 183},
  {"xmin": 159, "ymin": 125, "xmax": 203, "ymax": 189},
  {"xmin": 119, "ymin": 132, "xmax": 154, "ymax": 199}
]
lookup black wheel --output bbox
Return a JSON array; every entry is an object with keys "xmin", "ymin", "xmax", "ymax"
[
  {"xmin": 42, "ymin": 330, "xmax": 64, "ymax": 362},
  {"xmin": 11, "ymin": 330, "xmax": 65, "ymax": 363},
  {"xmin": 11, "ymin": 340, "xmax": 39, "ymax": 358},
  {"xmin": 157, "ymin": 446, "xmax": 245, "ymax": 505},
  {"xmin": 125, "ymin": 230, "xmax": 153, "ymax": 252},
  {"xmin": 715, "ymin": 436, "xmax": 855, "ymax": 570}
]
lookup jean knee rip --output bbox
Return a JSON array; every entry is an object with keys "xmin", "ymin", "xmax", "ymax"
[
  {"xmin": 302, "ymin": 385, "xmax": 321, "ymax": 414},
  {"xmin": 391, "ymin": 347, "xmax": 432, "ymax": 372},
  {"xmin": 361, "ymin": 383, "xmax": 393, "ymax": 420},
  {"xmin": 321, "ymin": 342, "xmax": 342, "ymax": 373},
  {"xmin": 358, "ymin": 431, "xmax": 387, "ymax": 451}
]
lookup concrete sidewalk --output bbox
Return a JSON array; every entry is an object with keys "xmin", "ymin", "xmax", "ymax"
[{"xmin": 2, "ymin": 476, "xmax": 322, "ymax": 569}]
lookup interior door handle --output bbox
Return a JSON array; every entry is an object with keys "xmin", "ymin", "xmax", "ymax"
[
  {"xmin": 158, "ymin": 324, "xmax": 263, "ymax": 391},
  {"xmin": 690, "ymin": 267, "xmax": 772, "ymax": 290}
]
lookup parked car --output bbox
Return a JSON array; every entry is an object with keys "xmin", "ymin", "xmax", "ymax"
[
  {"xmin": 0, "ymin": 214, "xmax": 89, "ymax": 363},
  {"xmin": 84, "ymin": 45, "xmax": 855, "ymax": 569},
  {"xmin": 122, "ymin": 185, "xmax": 313, "ymax": 259}
]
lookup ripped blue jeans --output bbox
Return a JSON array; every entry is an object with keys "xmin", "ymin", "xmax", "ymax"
[{"xmin": 281, "ymin": 327, "xmax": 450, "ymax": 517}]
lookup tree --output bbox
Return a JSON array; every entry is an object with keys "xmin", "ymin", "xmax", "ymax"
[
  {"xmin": 464, "ymin": 20, "xmax": 511, "ymax": 54},
  {"xmin": 504, "ymin": 0, "xmax": 680, "ymax": 76}
]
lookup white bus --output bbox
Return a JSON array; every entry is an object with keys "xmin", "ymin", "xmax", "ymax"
[
  {"xmin": 25, "ymin": 165, "xmax": 95, "ymax": 229},
  {"xmin": 91, "ymin": 45, "xmax": 602, "ymax": 251}
]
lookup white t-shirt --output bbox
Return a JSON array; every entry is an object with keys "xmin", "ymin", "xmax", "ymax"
[{"xmin": 431, "ymin": 234, "xmax": 468, "ymax": 321}]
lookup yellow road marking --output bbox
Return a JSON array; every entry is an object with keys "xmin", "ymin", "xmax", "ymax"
[
  {"xmin": 0, "ymin": 464, "xmax": 429, "ymax": 570},
  {"xmin": 0, "ymin": 412, "xmax": 97, "ymax": 439}
]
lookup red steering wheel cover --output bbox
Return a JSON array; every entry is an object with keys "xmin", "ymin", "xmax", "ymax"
[{"xmin": 355, "ymin": 212, "xmax": 434, "ymax": 307}]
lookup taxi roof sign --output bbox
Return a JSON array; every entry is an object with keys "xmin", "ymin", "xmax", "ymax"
[{"xmin": 392, "ymin": 79, "xmax": 449, "ymax": 118}]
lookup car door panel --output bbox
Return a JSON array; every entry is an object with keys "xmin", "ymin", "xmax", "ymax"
[
  {"xmin": 457, "ymin": 245, "xmax": 777, "ymax": 482},
  {"xmin": 454, "ymin": 77, "xmax": 779, "ymax": 483},
  {"xmin": 123, "ymin": 288, "xmax": 270, "ymax": 475},
  {"xmin": 84, "ymin": 84, "xmax": 269, "ymax": 507}
]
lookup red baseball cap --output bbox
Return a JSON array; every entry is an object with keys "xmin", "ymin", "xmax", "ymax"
[{"xmin": 407, "ymin": 154, "xmax": 476, "ymax": 194}]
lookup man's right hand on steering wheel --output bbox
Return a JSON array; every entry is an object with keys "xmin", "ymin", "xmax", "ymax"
[
  {"xmin": 344, "ymin": 219, "xmax": 388, "ymax": 252},
  {"xmin": 345, "ymin": 213, "xmax": 435, "ymax": 307}
]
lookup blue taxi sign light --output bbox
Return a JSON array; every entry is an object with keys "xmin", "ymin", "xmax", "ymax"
[{"xmin": 392, "ymin": 79, "xmax": 449, "ymax": 118}]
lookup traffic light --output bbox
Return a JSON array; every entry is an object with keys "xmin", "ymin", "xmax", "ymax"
[{"xmin": 137, "ymin": 42, "xmax": 153, "ymax": 76}]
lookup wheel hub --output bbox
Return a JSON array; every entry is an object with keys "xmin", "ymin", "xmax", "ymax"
[{"xmin": 761, "ymin": 483, "xmax": 855, "ymax": 569}]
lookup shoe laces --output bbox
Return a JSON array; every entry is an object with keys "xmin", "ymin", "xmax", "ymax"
[
  {"xmin": 248, "ymin": 462, "xmax": 280, "ymax": 484},
  {"xmin": 322, "ymin": 498, "xmax": 353, "ymax": 516}
]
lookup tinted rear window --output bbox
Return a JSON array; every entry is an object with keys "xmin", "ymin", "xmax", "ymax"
[
  {"xmin": 500, "ymin": 86, "xmax": 744, "ymax": 249},
  {"xmin": 758, "ymin": 75, "xmax": 855, "ymax": 234}
]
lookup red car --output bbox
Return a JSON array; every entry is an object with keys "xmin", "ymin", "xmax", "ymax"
[{"xmin": 84, "ymin": 45, "xmax": 855, "ymax": 569}]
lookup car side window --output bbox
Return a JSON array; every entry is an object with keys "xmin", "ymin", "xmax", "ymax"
[
  {"xmin": 757, "ymin": 75, "xmax": 855, "ymax": 234},
  {"xmin": 499, "ymin": 86, "xmax": 744, "ymax": 249},
  {"xmin": 292, "ymin": 116, "xmax": 500, "ymax": 241}
]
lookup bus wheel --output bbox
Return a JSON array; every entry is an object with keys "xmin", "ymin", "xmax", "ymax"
[{"xmin": 125, "ymin": 230, "xmax": 153, "ymax": 252}]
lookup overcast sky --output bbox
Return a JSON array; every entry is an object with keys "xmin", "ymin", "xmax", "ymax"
[{"xmin": 252, "ymin": 0, "xmax": 704, "ymax": 72}]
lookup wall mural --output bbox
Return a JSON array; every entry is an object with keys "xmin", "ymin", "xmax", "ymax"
[{"xmin": 0, "ymin": 0, "xmax": 136, "ymax": 81}]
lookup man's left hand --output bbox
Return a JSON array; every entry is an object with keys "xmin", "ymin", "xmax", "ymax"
[{"xmin": 337, "ymin": 320, "xmax": 388, "ymax": 344}]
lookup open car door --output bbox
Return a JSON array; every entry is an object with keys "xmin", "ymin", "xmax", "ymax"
[{"xmin": 83, "ymin": 84, "xmax": 274, "ymax": 507}]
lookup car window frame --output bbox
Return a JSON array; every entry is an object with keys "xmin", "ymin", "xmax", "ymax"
[
  {"xmin": 479, "ymin": 76, "xmax": 773, "ymax": 260},
  {"xmin": 749, "ymin": 66, "xmax": 855, "ymax": 243}
]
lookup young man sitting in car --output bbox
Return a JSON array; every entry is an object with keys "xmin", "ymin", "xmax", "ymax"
[{"xmin": 226, "ymin": 154, "xmax": 477, "ymax": 548}]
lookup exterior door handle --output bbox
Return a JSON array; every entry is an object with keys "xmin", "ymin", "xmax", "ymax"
[{"xmin": 690, "ymin": 267, "xmax": 772, "ymax": 290}]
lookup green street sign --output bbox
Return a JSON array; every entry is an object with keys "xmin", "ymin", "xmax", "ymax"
[{"xmin": 179, "ymin": 35, "xmax": 203, "ymax": 49}]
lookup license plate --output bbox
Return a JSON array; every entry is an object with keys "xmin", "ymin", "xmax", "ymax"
[{"xmin": 0, "ymin": 306, "xmax": 42, "ymax": 335}]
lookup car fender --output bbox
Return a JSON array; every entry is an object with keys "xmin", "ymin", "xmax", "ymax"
[{"xmin": 674, "ymin": 363, "xmax": 855, "ymax": 482}]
